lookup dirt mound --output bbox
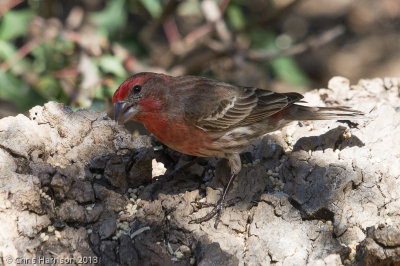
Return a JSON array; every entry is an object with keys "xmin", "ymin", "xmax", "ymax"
[{"xmin": 0, "ymin": 77, "xmax": 399, "ymax": 265}]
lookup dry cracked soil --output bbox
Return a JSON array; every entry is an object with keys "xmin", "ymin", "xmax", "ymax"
[{"xmin": 0, "ymin": 77, "xmax": 400, "ymax": 266}]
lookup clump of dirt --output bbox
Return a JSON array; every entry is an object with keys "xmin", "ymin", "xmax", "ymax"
[{"xmin": 0, "ymin": 77, "xmax": 399, "ymax": 265}]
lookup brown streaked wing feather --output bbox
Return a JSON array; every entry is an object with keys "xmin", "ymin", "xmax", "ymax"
[
  {"xmin": 182, "ymin": 78, "xmax": 303, "ymax": 132},
  {"xmin": 182, "ymin": 78, "xmax": 253, "ymax": 131},
  {"xmin": 235, "ymin": 90, "xmax": 303, "ymax": 127}
]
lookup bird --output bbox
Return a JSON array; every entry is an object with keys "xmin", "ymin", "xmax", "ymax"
[{"xmin": 113, "ymin": 72, "xmax": 364, "ymax": 228}]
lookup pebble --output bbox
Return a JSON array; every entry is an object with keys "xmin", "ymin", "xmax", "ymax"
[
  {"xmin": 130, "ymin": 226, "xmax": 150, "ymax": 239},
  {"xmin": 40, "ymin": 233, "xmax": 49, "ymax": 242},
  {"xmin": 126, "ymin": 203, "xmax": 137, "ymax": 216},
  {"xmin": 175, "ymin": 251, "xmax": 184, "ymax": 259},
  {"xmin": 167, "ymin": 242, "xmax": 174, "ymax": 255},
  {"xmin": 55, "ymin": 230, "xmax": 62, "ymax": 240},
  {"xmin": 348, "ymin": 242, "xmax": 358, "ymax": 261},
  {"xmin": 152, "ymin": 159, "xmax": 167, "ymax": 177}
]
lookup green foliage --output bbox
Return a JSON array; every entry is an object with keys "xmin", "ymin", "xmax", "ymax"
[
  {"xmin": 0, "ymin": 1, "xmax": 313, "ymax": 116},
  {"xmin": 140, "ymin": 0, "xmax": 162, "ymax": 18},
  {"xmin": 98, "ymin": 55, "xmax": 127, "ymax": 77},
  {"xmin": 270, "ymin": 57, "xmax": 309, "ymax": 86},
  {"xmin": 0, "ymin": 9, "xmax": 33, "ymax": 41},
  {"xmin": 0, "ymin": 40, "xmax": 17, "ymax": 59},
  {"xmin": 227, "ymin": 4, "xmax": 245, "ymax": 30},
  {"xmin": 250, "ymin": 29, "xmax": 309, "ymax": 86},
  {"xmin": 0, "ymin": 73, "xmax": 46, "ymax": 111},
  {"xmin": 90, "ymin": 0, "xmax": 128, "ymax": 37}
]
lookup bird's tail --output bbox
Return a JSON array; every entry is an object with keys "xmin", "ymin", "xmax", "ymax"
[{"xmin": 286, "ymin": 104, "xmax": 365, "ymax": 121}]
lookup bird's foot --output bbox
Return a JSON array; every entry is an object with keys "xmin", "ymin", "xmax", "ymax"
[
  {"xmin": 189, "ymin": 197, "xmax": 238, "ymax": 228},
  {"xmin": 189, "ymin": 173, "xmax": 238, "ymax": 229}
]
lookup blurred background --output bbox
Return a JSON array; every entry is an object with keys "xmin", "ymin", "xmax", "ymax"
[{"xmin": 1, "ymin": 0, "xmax": 400, "ymax": 118}]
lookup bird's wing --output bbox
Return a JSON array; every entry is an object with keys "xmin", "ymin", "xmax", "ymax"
[{"xmin": 183, "ymin": 78, "xmax": 303, "ymax": 132}]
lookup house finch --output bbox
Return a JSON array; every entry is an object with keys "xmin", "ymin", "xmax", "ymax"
[{"xmin": 113, "ymin": 72, "xmax": 364, "ymax": 228}]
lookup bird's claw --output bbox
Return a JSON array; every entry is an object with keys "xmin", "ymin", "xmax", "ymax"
[
  {"xmin": 189, "ymin": 198, "xmax": 239, "ymax": 229},
  {"xmin": 189, "ymin": 199, "xmax": 224, "ymax": 229},
  {"xmin": 191, "ymin": 200, "xmax": 217, "ymax": 208},
  {"xmin": 189, "ymin": 173, "xmax": 239, "ymax": 229}
]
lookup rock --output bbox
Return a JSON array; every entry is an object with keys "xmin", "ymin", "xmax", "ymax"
[
  {"xmin": 0, "ymin": 149, "xmax": 17, "ymax": 173},
  {"xmin": 85, "ymin": 204, "xmax": 103, "ymax": 223},
  {"xmin": 100, "ymin": 240, "xmax": 118, "ymax": 262},
  {"xmin": 373, "ymin": 225, "xmax": 400, "ymax": 247},
  {"xmin": 119, "ymin": 235, "xmax": 139, "ymax": 266},
  {"xmin": 195, "ymin": 241, "xmax": 239, "ymax": 266},
  {"xmin": 152, "ymin": 158, "xmax": 167, "ymax": 177},
  {"xmin": 93, "ymin": 183, "xmax": 126, "ymax": 212},
  {"xmin": 89, "ymin": 155, "xmax": 109, "ymax": 171},
  {"xmin": 255, "ymin": 134, "xmax": 285, "ymax": 162},
  {"xmin": 17, "ymin": 211, "xmax": 51, "ymax": 237},
  {"xmin": 99, "ymin": 217, "xmax": 117, "ymax": 240},
  {"xmin": 56, "ymin": 200, "xmax": 86, "ymax": 223},
  {"xmin": 104, "ymin": 155, "xmax": 128, "ymax": 189},
  {"xmin": 66, "ymin": 181, "xmax": 95, "ymax": 203},
  {"xmin": 2, "ymin": 173, "xmax": 42, "ymax": 212},
  {"xmin": 356, "ymin": 235, "xmax": 400, "ymax": 265},
  {"xmin": 127, "ymin": 148, "xmax": 154, "ymax": 187},
  {"xmin": 187, "ymin": 163, "xmax": 205, "ymax": 177},
  {"xmin": 50, "ymin": 173, "xmax": 72, "ymax": 200},
  {"xmin": 133, "ymin": 233, "xmax": 181, "ymax": 266},
  {"xmin": 89, "ymin": 231, "xmax": 101, "ymax": 255}
]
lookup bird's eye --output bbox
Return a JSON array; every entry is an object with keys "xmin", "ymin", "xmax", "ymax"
[{"xmin": 133, "ymin": 85, "xmax": 141, "ymax": 93}]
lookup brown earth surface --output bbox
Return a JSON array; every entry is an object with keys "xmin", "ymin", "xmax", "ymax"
[{"xmin": 0, "ymin": 77, "xmax": 399, "ymax": 266}]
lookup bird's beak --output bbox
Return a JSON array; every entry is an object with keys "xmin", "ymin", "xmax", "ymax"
[{"xmin": 114, "ymin": 101, "xmax": 139, "ymax": 124}]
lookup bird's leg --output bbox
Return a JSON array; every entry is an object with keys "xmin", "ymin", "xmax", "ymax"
[{"xmin": 190, "ymin": 173, "xmax": 238, "ymax": 229}]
